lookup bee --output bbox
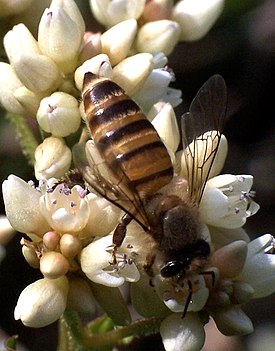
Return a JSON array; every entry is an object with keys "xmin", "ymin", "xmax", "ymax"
[{"xmin": 74, "ymin": 72, "xmax": 227, "ymax": 314}]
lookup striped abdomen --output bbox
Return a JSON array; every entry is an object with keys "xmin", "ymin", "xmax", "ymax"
[{"xmin": 82, "ymin": 72, "xmax": 173, "ymax": 197}]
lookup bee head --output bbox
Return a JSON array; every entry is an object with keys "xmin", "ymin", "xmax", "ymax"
[{"xmin": 160, "ymin": 258, "xmax": 191, "ymax": 278}]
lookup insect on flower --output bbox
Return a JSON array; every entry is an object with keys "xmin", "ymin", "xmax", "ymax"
[{"xmin": 73, "ymin": 72, "xmax": 227, "ymax": 316}]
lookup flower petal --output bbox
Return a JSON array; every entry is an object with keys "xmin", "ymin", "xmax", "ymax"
[
  {"xmin": 160, "ymin": 313, "xmax": 205, "ymax": 351},
  {"xmin": 14, "ymin": 276, "xmax": 69, "ymax": 328},
  {"xmin": 2, "ymin": 175, "xmax": 50, "ymax": 236}
]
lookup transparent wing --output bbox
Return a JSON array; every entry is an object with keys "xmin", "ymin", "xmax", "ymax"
[
  {"xmin": 72, "ymin": 140, "xmax": 150, "ymax": 231},
  {"xmin": 181, "ymin": 74, "xmax": 227, "ymax": 203}
]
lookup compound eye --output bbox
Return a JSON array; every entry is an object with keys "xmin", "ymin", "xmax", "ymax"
[{"xmin": 160, "ymin": 260, "xmax": 189, "ymax": 278}]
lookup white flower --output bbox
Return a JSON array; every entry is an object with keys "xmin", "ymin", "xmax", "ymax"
[
  {"xmin": 154, "ymin": 274, "xmax": 209, "ymax": 314},
  {"xmin": 133, "ymin": 67, "xmax": 181, "ymax": 112},
  {"xmin": 14, "ymin": 276, "xmax": 69, "ymax": 328},
  {"xmin": 200, "ymin": 174, "xmax": 260, "ymax": 228},
  {"xmin": 40, "ymin": 183, "xmax": 89, "ymax": 233},
  {"xmin": 160, "ymin": 312, "xmax": 206, "ymax": 351},
  {"xmin": 80, "ymin": 234, "xmax": 140, "ymax": 287},
  {"xmin": 34, "ymin": 137, "xmax": 72, "ymax": 180},
  {"xmin": 237, "ymin": 234, "xmax": 275, "ymax": 298},
  {"xmin": 2, "ymin": 175, "xmax": 50, "ymax": 237}
]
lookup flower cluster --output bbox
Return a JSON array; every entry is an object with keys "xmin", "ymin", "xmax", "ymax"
[
  {"xmin": 1, "ymin": 1, "xmax": 275, "ymax": 351},
  {"xmin": 90, "ymin": 0, "xmax": 225, "ymax": 50}
]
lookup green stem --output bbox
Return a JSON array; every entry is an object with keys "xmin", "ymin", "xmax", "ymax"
[
  {"xmin": 5, "ymin": 113, "xmax": 38, "ymax": 166},
  {"xmin": 83, "ymin": 317, "xmax": 163, "ymax": 349},
  {"xmin": 62, "ymin": 310, "xmax": 163, "ymax": 351}
]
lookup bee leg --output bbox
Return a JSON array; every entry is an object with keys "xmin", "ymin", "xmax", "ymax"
[
  {"xmin": 182, "ymin": 280, "xmax": 192, "ymax": 319},
  {"xmin": 143, "ymin": 253, "xmax": 156, "ymax": 277},
  {"xmin": 111, "ymin": 213, "xmax": 133, "ymax": 264},
  {"xmin": 200, "ymin": 270, "xmax": 216, "ymax": 287}
]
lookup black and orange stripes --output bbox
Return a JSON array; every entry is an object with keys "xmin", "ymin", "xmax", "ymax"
[{"xmin": 82, "ymin": 72, "xmax": 173, "ymax": 197}]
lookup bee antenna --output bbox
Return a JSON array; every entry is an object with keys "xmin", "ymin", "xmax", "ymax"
[{"xmin": 182, "ymin": 280, "xmax": 192, "ymax": 319}]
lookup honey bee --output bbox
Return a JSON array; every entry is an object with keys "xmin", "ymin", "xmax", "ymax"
[{"xmin": 74, "ymin": 72, "xmax": 227, "ymax": 312}]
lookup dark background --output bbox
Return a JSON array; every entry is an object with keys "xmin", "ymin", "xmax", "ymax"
[{"xmin": 1, "ymin": 0, "xmax": 275, "ymax": 350}]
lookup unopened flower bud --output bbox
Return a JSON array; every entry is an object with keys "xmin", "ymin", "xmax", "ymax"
[
  {"xmin": 0, "ymin": 0, "xmax": 33, "ymax": 17},
  {"xmin": 136, "ymin": 20, "xmax": 180, "ymax": 56},
  {"xmin": 0, "ymin": 216, "xmax": 15, "ymax": 246},
  {"xmin": 172, "ymin": 0, "xmax": 225, "ymax": 41},
  {"xmin": 14, "ymin": 276, "xmax": 69, "ymax": 327},
  {"xmin": 82, "ymin": 192, "xmax": 121, "ymax": 237},
  {"xmin": 4, "ymin": 24, "xmax": 40, "ymax": 61},
  {"xmin": 101, "ymin": 19, "xmax": 137, "ymax": 65},
  {"xmin": 112, "ymin": 53, "xmax": 153, "ymax": 96},
  {"xmin": 60, "ymin": 233, "xmax": 82, "ymax": 258},
  {"xmin": 13, "ymin": 54, "xmax": 61, "ymax": 93},
  {"xmin": 232, "ymin": 281, "xmax": 254, "ymax": 304},
  {"xmin": 151, "ymin": 102, "xmax": 180, "ymax": 153},
  {"xmin": 34, "ymin": 137, "xmax": 72, "ymax": 180},
  {"xmin": 50, "ymin": 0, "xmax": 85, "ymax": 34},
  {"xmin": 211, "ymin": 240, "xmax": 248, "ymax": 278},
  {"xmin": 22, "ymin": 245, "xmax": 40, "ymax": 268},
  {"xmin": 74, "ymin": 54, "xmax": 112, "ymax": 90},
  {"xmin": 40, "ymin": 251, "xmax": 69, "ymax": 279},
  {"xmin": 0, "ymin": 63, "xmax": 25, "ymax": 115},
  {"xmin": 79, "ymin": 32, "xmax": 102, "ymax": 64},
  {"xmin": 43, "ymin": 231, "xmax": 60, "ymax": 251},
  {"xmin": 2, "ymin": 175, "xmax": 50, "ymax": 236},
  {"xmin": 37, "ymin": 92, "xmax": 81, "ymax": 137},
  {"xmin": 67, "ymin": 277, "xmax": 97, "ymax": 317},
  {"xmin": 90, "ymin": 0, "xmax": 145, "ymax": 27},
  {"xmin": 38, "ymin": 7, "xmax": 84, "ymax": 73},
  {"xmin": 213, "ymin": 305, "xmax": 254, "ymax": 336},
  {"xmin": 14, "ymin": 86, "xmax": 43, "ymax": 117},
  {"xmin": 141, "ymin": 0, "xmax": 173, "ymax": 23}
]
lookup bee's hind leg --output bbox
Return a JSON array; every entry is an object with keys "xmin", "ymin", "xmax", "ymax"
[{"xmin": 111, "ymin": 213, "xmax": 133, "ymax": 264}]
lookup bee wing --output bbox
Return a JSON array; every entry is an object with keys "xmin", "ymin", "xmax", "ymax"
[
  {"xmin": 73, "ymin": 140, "xmax": 150, "ymax": 231},
  {"xmin": 181, "ymin": 74, "xmax": 227, "ymax": 203}
]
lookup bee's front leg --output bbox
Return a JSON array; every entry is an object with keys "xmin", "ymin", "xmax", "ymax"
[{"xmin": 111, "ymin": 213, "xmax": 132, "ymax": 264}]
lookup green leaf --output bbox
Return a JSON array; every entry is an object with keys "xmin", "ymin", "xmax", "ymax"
[{"xmin": 4, "ymin": 335, "xmax": 17, "ymax": 351}]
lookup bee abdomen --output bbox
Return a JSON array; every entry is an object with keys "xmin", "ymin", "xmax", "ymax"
[{"xmin": 83, "ymin": 72, "xmax": 173, "ymax": 196}]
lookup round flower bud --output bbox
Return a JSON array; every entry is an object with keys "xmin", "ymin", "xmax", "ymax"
[
  {"xmin": 40, "ymin": 251, "xmax": 69, "ymax": 279},
  {"xmin": 37, "ymin": 92, "xmax": 81, "ymax": 137},
  {"xmin": 14, "ymin": 276, "xmax": 69, "ymax": 327},
  {"xmin": 43, "ymin": 231, "xmax": 60, "ymax": 251},
  {"xmin": 60, "ymin": 233, "xmax": 82, "ymax": 258},
  {"xmin": 136, "ymin": 20, "xmax": 181, "ymax": 56},
  {"xmin": 34, "ymin": 137, "xmax": 72, "ymax": 180}
]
